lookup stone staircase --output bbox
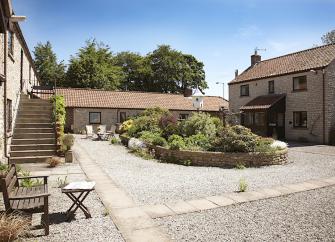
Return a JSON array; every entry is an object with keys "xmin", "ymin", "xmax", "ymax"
[{"xmin": 9, "ymin": 94, "xmax": 56, "ymax": 163}]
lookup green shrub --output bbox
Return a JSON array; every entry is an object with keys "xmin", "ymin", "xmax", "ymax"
[
  {"xmin": 235, "ymin": 163, "xmax": 246, "ymax": 170},
  {"xmin": 63, "ymin": 134, "xmax": 74, "ymax": 151},
  {"xmin": 139, "ymin": 131, "xmax": 168, "ymax": 147},
  {"xmin": 110, "ymin": 137, "xmax": 121, "ymax": 145},
  {"xmin": 254, "ymin": 137, "xmax": 276, "ymax": 153},
  {"xmin": 180, "ymin": 112, "xmax": 219, "ymax": 139},
  {"xmin": 127, "ymin": 115, "xmax": 162, "ymax": 138},
  {"xmin": 50, "ymin": 95, "xmax": 66, "ymax": 155},
  {"xmin": 168, "ymin": 134, "xmax": 186, "ymax": 150},
  {"xmin": 184, "ymin": 133, "xmax": 212, "ymax": 151},
  {"xmin": 238, "ymin": 178, "xmax": 248, "ymax": 192},
  {"xmin": 119, "ymin": 119, "xmax": 133, "ymax": 133},
  {"xmin": 213, "ymin": 125, "xmax": 260, "ymax": 152},
  {"xmin": 130, "ymin": 148, "xmax": 154, "ymax": 160},
  {"xmin": 159, "ymin": 114, "xmax": 179, "ymax": 138}
]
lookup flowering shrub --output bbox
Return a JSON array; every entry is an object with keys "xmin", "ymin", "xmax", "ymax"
[
  {"xmin": 180, "ymin": 112, "xmax": 219, "ymax": 138},
  {"xmin": 159, "ymin": 114, "xmax": 179, "ymax": 138},
  {"xmin": 184, "ymin": 133, "xmax": 212, "ymax": 151},
  {"xmin": 120, "ymin": 119, "xmax": 133, "ymax": 133},
  {"xmin": 270, "ymin": 140, "xmax": 288, "ymax": 150}
]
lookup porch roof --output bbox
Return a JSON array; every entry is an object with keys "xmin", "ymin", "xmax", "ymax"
[{"xmin": 240, "ymin": 94, "xmax": 286, "ymax": 110}]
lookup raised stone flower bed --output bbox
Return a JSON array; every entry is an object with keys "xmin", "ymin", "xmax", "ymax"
[{"xmin": 152, "ymin": 145, "xmax": 288, "ymax": 168}]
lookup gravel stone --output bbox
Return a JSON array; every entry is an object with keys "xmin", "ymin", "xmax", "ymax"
[
  {"xmin": 156, "ymin": 186, "xmax": 335, "ymax": 242},
  {"xmin": 74, "ymin": 135, "xmax": 335, "ymax": 205}
]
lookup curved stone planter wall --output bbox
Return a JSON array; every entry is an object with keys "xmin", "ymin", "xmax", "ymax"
[{"xmin": 152, "ymin": 146, "xmax": 288, "ymax": 168}]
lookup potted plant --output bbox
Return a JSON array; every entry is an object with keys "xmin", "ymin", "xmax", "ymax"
[{"xmin": 63, "ymin": 134, "xmax": 74, "ymax": 163}]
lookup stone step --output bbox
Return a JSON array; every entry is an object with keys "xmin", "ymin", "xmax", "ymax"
[
  {"xmin": 21, "ymin": 98, "xmax": 50, "ymax": 103},
  {"xmin": 16, "ymin": 118, "xmax": 52, "ymax": 123},
  {"xmin": 15, "ymin": 123, "xmax": 54, "ymax": 128},
  {"xmin": 11, "ymin": 138, "xmax": 56, "ymax": 145},
  {"xmin": 10, "ymin": 144, "xmax": 57, "ymax": 151},
  {"xmin": 18, "ymin": 110, "xmax": 53, "ymax": 115},
  {"xmin": 19, "ymin": 106, "xmax": 53, "ymax": 112},
  {"xmin": 9, "ymin": 156, "xmax": 52, "ymax": 164},
  {"xmin": 14, "ymin": 128, "xmax": 54, "ymax": 134},
  {"xmin": 20, "ymin": 103, "xmax": 53, "ymax": 108},
  {"xmin": 17, "ymin": 114, "xmax": 52, "ymax": 119},
  {"xmin": 13, "ymin": 133, "xmax": 55, "ymax": 139},
  {"xmin": 10, "ymin": 149, "xmax": 56, "ymax": 157}
]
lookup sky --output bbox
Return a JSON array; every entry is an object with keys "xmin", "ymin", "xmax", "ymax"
[{"xmin": 12, "ymin": 0, "xmax": 335, "ymax": 99}]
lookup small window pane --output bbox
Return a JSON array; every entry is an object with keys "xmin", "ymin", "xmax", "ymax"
[
  {"xmin": 293, "ymin": 111, "xmax": 307, "ymax": 128},
  {"xmin": 293, "ymin": 76, "xmax": 307, "ymax": 91},
  {"xmin": 240, "ymin": 85, "xmax": 249, "ymax": 96},
  {"xmin": 89, "ymin": 112, "xmax": 101, "ymax": 124},
  {"xmin": 268, "ymin": 80, "xmax": 274, "ymax": 94},
  {"xmin": 179, "ymin": 114, "xmax": 189, "ymax": 120},
  {"xmin": 243, "ymin": 112, "xmax": 254, "ymax": 126}
]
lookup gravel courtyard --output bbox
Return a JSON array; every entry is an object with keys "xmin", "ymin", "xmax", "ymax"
[
  {"xmin": 74, "ymin": 135, "xmax": 335, "ymax": 205},
  {"xmin": 156, "ymin": 186, "xmax": 335, "ymax": 241}
]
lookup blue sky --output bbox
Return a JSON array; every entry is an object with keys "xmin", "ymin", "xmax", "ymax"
[{"xmin": 13, "ymin": 0, "xmax": 335, "ymax": 99}]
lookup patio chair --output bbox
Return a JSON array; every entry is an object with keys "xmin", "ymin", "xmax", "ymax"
[
  {"xmin": 105, "ymin": 125, "xmax": 116, "ymax": 140},
  {"xmin": 86, "ymin": 125, "xmax": 94, "ymax": 138},
  {"xmin": 97, "ymin": 125, "xmax": 107, "ymax": 140}
]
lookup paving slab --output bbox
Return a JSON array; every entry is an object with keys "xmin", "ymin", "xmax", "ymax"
[
  {"xmin": 186, "ymin": 199, "xmax": 219, "ymax": 211},
  {"xmin": 320, "ymin": 177, "xmax": 335, "ymax": 185},
  {"xmin": 165, "ymin": 200, "xmax": 198, "ymax": 214},
  {"xmin": 256, "ymin": 188, "xmax": 282, "ymax": 198},
  {"xmin": 141, "ymin": 204, "xmax": 175, "ymax": 218},
  {"xmin": 272, "ymin": 185, "xmax": 296, "ymax": 195},
  {"xmin": 206, "ymin": 195, "xmax": 236, "ymax": 206},
  {"xmin": 224, "ymin": 192, "xmax": 250, "ymax": 203},
  {"xmin": 237, "ymin": 191, "xmax": 267, "ymax": 201},
  {"xmin": 306, "ymin": 179, "xmax": 331, "ymax": 187},
  {"xmin": 283, "ymin": 183, "xmax": 311, "ymax": 193}
]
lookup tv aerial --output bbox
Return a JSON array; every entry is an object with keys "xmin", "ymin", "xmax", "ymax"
[{"xmin": 254, "ymin": 47, "xmax": 266, "ymax": 55}]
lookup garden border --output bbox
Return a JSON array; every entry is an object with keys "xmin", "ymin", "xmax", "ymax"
[{"xmin": 152, "ymin": 145, "xmax": 288, "ymax": 167}]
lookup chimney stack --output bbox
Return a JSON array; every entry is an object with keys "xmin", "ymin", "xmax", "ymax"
[
  {"xmin": 184, "ymin": 87, "xmax": 193, "ymax": 97},
  {"xmin": 251, "ymin": 50, "xmax": 261, "ymax": 66}
]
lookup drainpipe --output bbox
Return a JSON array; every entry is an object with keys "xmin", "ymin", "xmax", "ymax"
[
  {"xmin": 3, "ymin": 28, "xmax": 8, "ymax": 162},
  {"xmin": 322, "ymin": 68, "xmax": 326, "ymax": 144}
]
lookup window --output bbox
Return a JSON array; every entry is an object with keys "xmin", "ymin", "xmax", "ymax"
[
  {"xmin": 179, "ymin": 113, "xmax": 189, "ymax": 120},
  {"xmin": 268, "ymin": 80, "xmax": 274, "ymax": 94},
  {"xmin": 240, "ymin": 84, "xmax": 249, "ymax": 96},
  {"xmin": 89, "ymin": 112, "xmax": 101, "ymax": 124},
  {"xmin": 293, "ymin": 76, "xmax": 307, "ymax": 91},
  {"xmin": 293, "ymin": 111, "xmax": 307, "ymax": 128},
  {"xmin": 242, "ymin": 112, "xmax": 254, "ymax": 126},
  {"xmin": 254, "ymin": 112, "xmax": 265, "ymax": 126},
  {"xmin": 8, "ymin": 31, "xmax": 14, "ymax": 55},
  {"xmin": 119, "ymin": 112, "xmax": 126, "ymax": 123},
  {"xmin": 6, "ymin": 99, "xmax": 12, "ymax": 132}
]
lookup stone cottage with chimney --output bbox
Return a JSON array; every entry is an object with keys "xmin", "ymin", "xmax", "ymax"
[{"xmin": 229, "ymin": 44, "xmax": 335, "ymax": 144}]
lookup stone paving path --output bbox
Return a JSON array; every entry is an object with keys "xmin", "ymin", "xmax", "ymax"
[
  {"xmin": 74, "ymin": 143, "xmax": 171, "ymax": 242},
  {"xmin": 140, "ymin": 177, "xmax": 335, "ymax": 219}
]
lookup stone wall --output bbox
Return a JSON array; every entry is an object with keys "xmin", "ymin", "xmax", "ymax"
[
  {"xmin": 325, "ymin": 60, "xmax": 335, "ymax": 144},
  {"xmin": 229, "ymin": 70, "xmax": 326, "ymax": 144},
  {"xmin": 153, "ymin": 146, "xmax": 288, "ymax": 168}
]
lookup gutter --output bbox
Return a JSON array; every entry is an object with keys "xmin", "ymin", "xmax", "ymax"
[{"xmin": 322, "ymin": 68, "xmax": 326, "ymax": 144}]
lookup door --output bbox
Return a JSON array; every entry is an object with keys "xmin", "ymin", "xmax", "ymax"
[{"xmin": 276, "ymin": 113, "xmax": 285, "ymax": 140}]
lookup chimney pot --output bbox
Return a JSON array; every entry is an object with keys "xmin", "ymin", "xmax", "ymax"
[
  {"xmin": 251, "ymin": 54, "xmax": 261, "ymax": 66},
  {"xmin": 235, "ymin": 69, "xmax": 239, "ymax": 78},
  {"xmin": 184, "ymin": 87, "xmax": 193, "ymax": 97}
]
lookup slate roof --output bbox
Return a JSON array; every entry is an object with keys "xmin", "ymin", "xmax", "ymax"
[
  {"xmin": 41, "ymin": 88, "xmax": 228, "ymax": 112},
  {"xmin": 230, "ymin": 44, "xmax": 335, "ymax": 84},
  {"xmin": 240, "ymin": 94, "xmax": 286, "ymax": 110}
]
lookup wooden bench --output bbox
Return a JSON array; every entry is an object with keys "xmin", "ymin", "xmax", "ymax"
[{"xmin": 0, "ymin": 164, "xmax": 50, "ymax": 235}]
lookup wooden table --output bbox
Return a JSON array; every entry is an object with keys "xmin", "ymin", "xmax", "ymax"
[{"xmin": 61, "ymin": 181, "xmax": 95, "ymax": 219}]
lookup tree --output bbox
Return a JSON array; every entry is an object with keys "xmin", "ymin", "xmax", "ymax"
[
  {"xmin": 114, "ymin": 51, "xmax": 152, "ymax": 91},
  {"xmin": 33, "ymin": 41, "xmax": 66, "ymax": 86},
  {"xmin": 147, "ymin": 45, "xmax": 208, "ymax": 93},
  {"xmin": 65, "ymin": 40, "xmax": 125, "ymax": 90},
  {"xmin": 322, "ymin": 30, "xmax": 335, "ymax": 44}
]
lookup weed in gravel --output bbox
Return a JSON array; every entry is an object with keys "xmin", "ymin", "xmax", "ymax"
[
  {"xmin": 57, "ymin": 176, "xmax": 69, "ymax": 188},
  {"xmin": 20, "ymin": 171, "xmax": 43, "ymax": 188},
  {"xmin": 235, "ymin": 163, "xmax": 246, "ymax": 170},
  {"xmin": 110, "ymin": 137, "xmax": 121, "ymax": 145},
  {"xmin": 238, "ymin": 178, "xmax": 248, "ymax": 192},
  {"xmin": 47, "ymin": 156, "xmax": 62, "ymax": 168},
  {"xmin": 130, "ymin": 148, "xmax": 154, "ymax": 160}
]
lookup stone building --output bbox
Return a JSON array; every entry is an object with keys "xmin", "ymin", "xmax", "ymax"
[
  {"xmin": 229, "ymin": 44, "xmax": 335, "ymax": 144},
  {"xmin": 0, "ymin": 0, "xmax": 38, "ymax": 162},
  {"xmin": 46, "ymin": 88, "xmax": 228, "ymax": 133}
]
